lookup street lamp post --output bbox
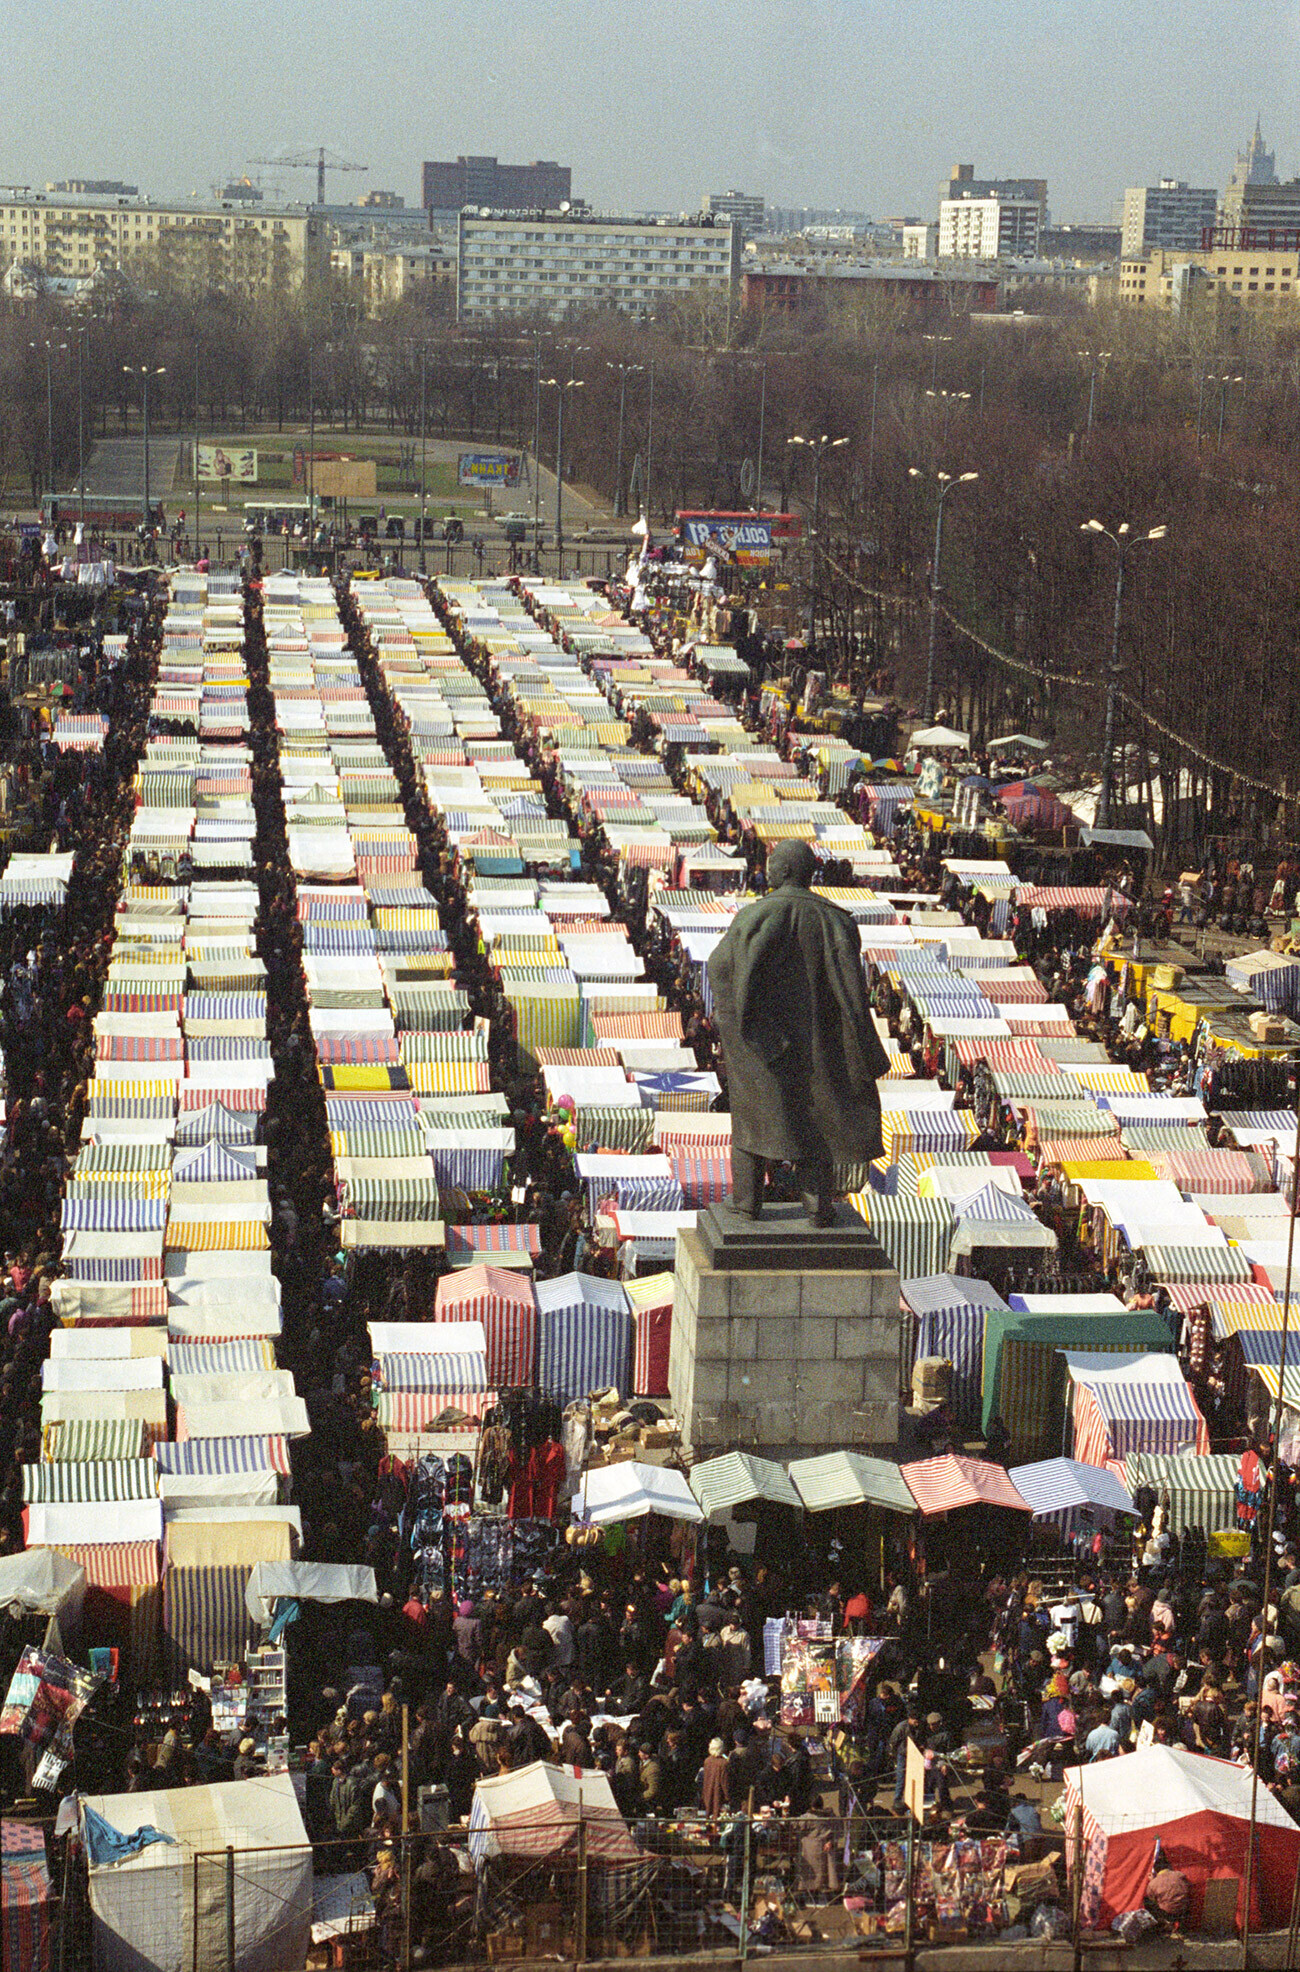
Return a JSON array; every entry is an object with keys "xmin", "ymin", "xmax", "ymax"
[
  {"xmin": 1217, "ymin": 372, "xmax": 1244, "ymax": 453},
  {"xmin": 1080, "ymin": 518, "xmax": 1168, "ymax": 827},
  {"xmin": 541, "ymin": 363, "xmax": 586, "ymax": 573},
  {"xmin": 419, "ymin": 343, "xmax": 428, "ymax": 575},
  {"xmin": 925, "ymin": 387, "xmax": 971, "ymax": 451},
  {"xmin": 788, "ymin": 433, "xmax": 849, "ymax": 650},
  {"xmin": 922, "ymin": 333, "xmax": 951, "ymax": 391},
  {"xmin": 29, "ymin": 339, "xmax": 67, "ymax": 503},
  {"xmin": 1077, "ymin": 349, "xmax": 1111, "ymax": 435},
  {"xmin": 908, "ymin": 466, "xmax": 980, "ymax": 724},
  {"xmin": 122, "ymin": 362, "xmax": 165, "ymax": 542},
  {"xmin": 606, "ymin": 362, "xmax": 643, "ymax": 519},
  {"xmin": 76, "ymin": 329, "xmax": 87, "ymax": 531}
]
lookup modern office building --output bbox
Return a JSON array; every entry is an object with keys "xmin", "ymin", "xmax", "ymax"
[
  {"xmin": 1118, "ymin": 245, "xmax": 1299, "ymax": 310},
  {"xmin": 423, "ymin": 156, "xmax": 571, "ymax": 216},
  {"xmin": 703, "ymin": 189, "xmax": 766, "ymax": 238},
  {"xmin": 1121, "ymin": 181, "xmax": 1218, "ymax": 256},
  {"xmin": 0, "ymin": 187, "xmax": 323, "ymax": 291},
  {"xmin": 938, "ymin": 195, "xmax": 1041, "ymax": 259},
  {"xmin": 455, "ymin": 211, "xmax": 739, "ymax": 322}
]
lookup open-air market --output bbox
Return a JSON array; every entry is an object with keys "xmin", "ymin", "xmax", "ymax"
[
  {"xmin": 8, "ymin": 26, "xmax": 1300, "ymax": 1968},
  {"xmin": 0, "ymin": 510, "xmax": 1298, "ymax": 1971}
]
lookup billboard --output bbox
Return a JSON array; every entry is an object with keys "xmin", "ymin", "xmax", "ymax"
[
  {"xmin": 676, "ymin": 510, "xmax": 802, "ymax": 567},
  {"xmin": 457, "ymin": 451, "xmax": 522, "ymax": 489},
  {"xmin": 198, "ymin": 445, "xmax": 257, "ymax": 484},
  {"xmin": 312, "ymin": 459, "xmax": 377, "ymax": 500}
]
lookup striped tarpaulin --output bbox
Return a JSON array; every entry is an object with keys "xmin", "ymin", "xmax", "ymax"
[
  {"xmin": 1150, "ymin": 1148, "xmax": 1271, "ymax": 1195},
  {"xmin": 375, "ymin": 1387, "xmax": 496, "ymax": 1427},
  {"xmin": 573, "ymin": 1105, "xmax": 656, "ymax": 1154},
  {"xmin": 848, "ymin": 1195, "xmax": 957, "ymax": 1277},
  {"xmin": 163, "ymin": 1221, "xmax": 269, "ymax": 1252},
  {"xmin": 315, "ymin": 1035, "xmax": 401, "ymax": 1065},
  {"xmin": 43, "ymin": 1418, "xmax": 150, "ymax": 1461},
  {"xmin": 66, "ymin": 1256, "xmax": 165, "ymax": 1283},
  {"xmin": 22, "ymin": 1460, "xmax": 158, "ymax": 1502},
  {"xmin": 668, "ymin": 1152, "xmax": 732, "ymax": 1206},
  {"xmin": 902, "ymin": 1274, "xmax": 1010, "ymax": 1431},
  {"xmin": 1143, "ymin": 1242, "xmax": 1254, "ymax": 1284},
  {"xmin": 901, "ymin": 1452, "xmax": 1029, "ymax": 1516},
  {"xmin": 375, "ymin": 1351, "xmax": 488, "ymax": 1393},
  {"xmin": 184, "ymin": 1038, "xmax": 272, "ymax": 1062},
  {"xmin": 170, "ymin": 1141, "xmax": 256, "ymax": 1183},
  {"xmin": 1, "ymin": 1818, "xmax": 52, "ymax": 1972},
  {"xmin": 95, "ymin": 1034, "xmax": 183, "ymax": 1062},
  {"xmin": 168, "ymin": 1341, "xmax": 275, "ymax": 1376},
  {"xmin": 154, "ymin": 1436, "xmax": 290, "ymax": 1475},
  {"xmin": 61, "ymin": 1198, "xmax": 167, "ymax": 1231},
  {"xmin": 535, "ymin": 1276, "xmax": 632, "ymax": 1405},
  {"xmin": 163, "ymin": 1564, "xmax": 257, "ymax": 1675},
  {"xmin": 174, "ymin": 1102, "xmax": 257, "ymax": 1143},
  {"xmin": 177, "ymin": 1086, "xmax": 264, "ymax": 1111},
  {"xmin": 74, "ymin": 1143, "xmax": 173, "ymax": 1175},
  {"xmin": 46, "ymin": 1539, "xmax": 159, "ymax": 1587},
  {"xmin": 344, "ymin": 1177, "xmax": 441, "ymax": 1221},
  {"xmin": 396, "ymin": 1032, "xmax": 488, "ymax": 1061},
  {"xmin": 1124, "ymin": 1450, "xmax": 1242, "ymax": 1533},
  {"xmin": 951, "ymin": 1038, "xmax": 1058, "ymax": 1074},
  {"xmin": 591, "ymin": 1012, "xmax": 683, "ymax": 1041},
  {"xmin": 1015, "ymin": 886, "xmax": 1131, "ymax": 917},
  {"xmin": 1070, "ymin": 1375, "xmax": 1205, "ymax": 1466},
  {"xmin": 628, "ymin": 1279, "xmax": 673, "ymax": 1397},
  {"xmin": 428, "ymin": 1141, "xmax": 509, "ymax": 1192},
  {"xmin": 391, "ymin": 1061, "xmax": 490, "ymax": 1095},
  {"xmin": 434, "ymin": 1264, "xmax": 537, "ymax": 1383}
]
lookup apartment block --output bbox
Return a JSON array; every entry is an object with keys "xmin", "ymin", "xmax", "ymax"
[{"xmin": 455, "ymin": 212, "xmax": 739, "ymax": 322}]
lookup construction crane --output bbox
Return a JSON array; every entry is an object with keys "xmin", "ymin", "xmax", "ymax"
[{"xmin": 247, "ymin": 146, "xmax": 368, "ymax": 207}]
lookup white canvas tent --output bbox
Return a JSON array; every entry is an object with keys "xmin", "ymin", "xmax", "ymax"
[
  {"xmin": 0, "ymin": 1548, "xmax": 86, "ymax": 1630},
  {"xmin": 468, "ymin": 1761, "xmax": 640, "ymax": 1865},
  {"xmin": 245, "ymin": 1562, "xmax": 377, "ymax": 1628},
  {"xmin": 576, "ymin": 1462, "xmax": 702, "ymax": 1526},
  {"xmin": 81, "ymin": 1773, "xmax": 310, "ymax": 1972}
]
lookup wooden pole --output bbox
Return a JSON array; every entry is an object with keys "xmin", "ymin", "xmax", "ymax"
[
  {"xmin": 402, "ymin": 1701, "xmax": 412, "ymax": 1972},
  {"xmin": 224, "ymin": 1846, "xmax": 235, "ymax": 1972},
  {"xmin": 574, "ymin": 1816, "xmax": 588, "ymax": 1969},
  {"xmin": 1072, "ymin": 1798, "xmax": 1084, "ymax": 1972},
  {"xmin": 401, "ymin": 1703, "xmax": 410, "ymax": 1833},
  {"xmin": 739, "ymin": 1786, "xmax": 754, "ymax": 1962}
]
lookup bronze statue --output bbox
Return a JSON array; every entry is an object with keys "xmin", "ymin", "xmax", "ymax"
[{"xmin": 708, "ymin": 838, "xmax": 890, "ymax": 1225}]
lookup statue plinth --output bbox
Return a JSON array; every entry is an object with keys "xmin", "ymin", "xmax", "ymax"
[{"xmin": 667, "ymin": 1215, "xmax": 902, "ymax": 1465}]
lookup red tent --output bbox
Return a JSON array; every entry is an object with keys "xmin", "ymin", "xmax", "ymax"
[
  {"xmin": 1063, "ymin": 1746, "xmax": 1300, "ymax": 1932},
  {"xmin": 434, "ymin": 1264, "xmax": 537, "ymax": 1387}
]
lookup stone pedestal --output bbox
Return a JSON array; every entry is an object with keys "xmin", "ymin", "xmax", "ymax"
[{"xmin": 668, "ymin": 1203, "xmax": 903, "ymax": 1463}]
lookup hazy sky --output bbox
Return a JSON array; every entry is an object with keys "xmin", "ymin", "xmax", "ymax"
[{"xmin": 0, "ymin": 0, "xmax": 1295, "ymax": 222}]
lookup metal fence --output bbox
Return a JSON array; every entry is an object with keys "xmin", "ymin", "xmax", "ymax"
[{"xmin": 59, "ymin": 1811, "xmax": 1075, "ymax": 1971}]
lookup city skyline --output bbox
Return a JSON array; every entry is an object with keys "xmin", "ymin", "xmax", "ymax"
[{"xmin": 0, "ymin": 0, "xmax": 1292, "ymax": 225}]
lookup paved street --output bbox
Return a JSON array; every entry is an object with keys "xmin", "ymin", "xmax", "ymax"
[{"xmin": 82, "ymin": 435, "xmax": 182, "ymax": 501}]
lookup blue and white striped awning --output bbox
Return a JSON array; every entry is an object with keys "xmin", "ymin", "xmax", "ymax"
[
  {"xmin": 951, "ymin": 1181, "xmax": 1039, "ymax": 1225},
  {"xmin": 170, "ymin": 1140, "xmax": 258, "ymax": 1183},
  {"xmin": 155, "ymin": 1436, "xmax": 288, "ymax": 1474},
  {"xmin": 903, "ymin": 1274, "xmax": 1010, "ymax": 1430},
  {"xmin": 168, "ymin": 1341, "xmax": 273, "ymax": 1377},
  {"xmin": 535, "ymin": 1274, "xmax": 632, "ymax": 1406},
  {"xmin": 182, "ymin": 994, "xmax": 267, "ymax": 1022},
  {"xmin": 61, "ymin": 1197, "xmax": 168, "ymax": 1231},
  {"xmin": 375, "ymin": 1351, "xmax": 488, "ymax": 1393},
  {"xmin": 1007, "ymin": 1456, "xmax": 1135, "ymax": 1522},
  {"xmin": 174, "ymin": 1102, "xmax": 258, "ymax": 1144}
]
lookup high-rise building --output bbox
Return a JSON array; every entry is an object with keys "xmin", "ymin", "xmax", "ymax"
[
  {"xmin": 938, "ymin": 195, "xmax": 1040, "ymax": 259},
  {"xmin": 456, "ymin": 211, "xmax": 739, "ymax": 323},
  {"xmin": 1121, "ymin": 181, "xmax": 1218, "ymax": 256},
  {"xmin": 422, "ymin": 156, "xmax": 571, "ymax": 215},
  {"xmin": 703, "ymin": 189, "xmax": 765, "ymax": 238},
  {"xmin": 1220, "ymin": 122, "xmax": 1289, "ymax": 237}
]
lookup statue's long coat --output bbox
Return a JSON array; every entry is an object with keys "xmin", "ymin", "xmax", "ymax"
[{"xmin": 707, "ymin": 885, "xmax": 890, "ymax": 1165}]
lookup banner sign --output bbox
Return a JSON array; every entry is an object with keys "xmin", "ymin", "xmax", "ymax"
[
  {"xmin": 198, "ymin": 445, "xmax": 257, "ymax": 484},
  {"xmin": 779, "ymin": 1629, "xmax": 887, "ymax": 1727},
  {"xmin": 676, "ymin": 511, "xmax": 802, "ymax": 567},
  {"xmin": 457, "ymin": 451, "xmax": 522, "ymax": 489}
]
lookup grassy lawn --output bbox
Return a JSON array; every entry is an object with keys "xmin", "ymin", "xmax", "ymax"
[{"xmin": 191, "ymin": 439, "xmax": 497, "ymax": 517}]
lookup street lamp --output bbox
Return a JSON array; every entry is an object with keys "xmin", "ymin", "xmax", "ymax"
[
  {"xmin": 1076, "ymin": 349, "xmax": 1111, "ymax": 435},
  {"xmin": 418, "ymin": 342, "xmax": 430, "ymax": 574},
  {"xmin": 1216, "ymin": 373, "xmax": 1244, "ymax": 454},
  {"xmin": 925, "ymin": 387, "xmax": 971, "ymax": 450},
  {"xmin": 922, "ymin": 332, "xmax": 952, "ymax": 391},
  {"xmin": 541, "ymin": 360, "xmax": 586, "ymax": 570},
  {"xmin": 606, "ymin": 362, "xmax": 644, "ymax": 519},
  {"xmin": 122, "ymin": 363, "xmax": 165, "ymax": 539},
  {"xmin": 29, "ymin": 339, "xmax": 68, "ymax": 504},
  {"xmin": 909, "ymin": 467, "xmax": 979, "ymax": 724},
  {"xmin": 1080, "ymin": 518, "xmax": 1167, "ymax": 827},
  {"xmin": 788, "ymin": 433, "xmax": 849, "ymax": 649}
]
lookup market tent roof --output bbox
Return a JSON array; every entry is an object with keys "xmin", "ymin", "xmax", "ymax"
[
  {"xmin": 689, "ymin": 1452, "xmax": 802, "ymax": 1520},
  {"xmin": 576, "ymin": 1461, "xmax": 702, "ymax": 1525},
  {"xmin": 1125, "ymin": 1450, "xmax": 1243, "ymax": 1533},
  {"xmin": 468, "ymin": 1760, "xmax": 640, "ymax": 1865},
  {"xmin": 1061, "ymin": 1746, "xmax": 1300, "ymax": 1933},
  {"xmin": 981, "ymin": 1303, "xmax": 1173, "ymax": 1438},
  {"xmin": 0, "ymin": 1547, "xmax": 86, "ymax": 1624},
  {"xmin": 1007, "ymin": 1456, "xmax": 1136, "ymax": 1521},
  {"xmin": 81, "ymin": 1773, "xmax": 311, "ymax": 1972},
  {"xmin": 902, "ymin": 1452, "xmax": 1031, "ymax": 1516},
  {"xmin": 245, "ymin": 1562, "xmax": 377, "ymax": 1627},
  {"xmin": 1080, "ymin": 826, "xmax": 1155, "ymax": 851},
  {"xmin": 787, "ymin": 1451, "xmax": 916, "ymax": 1514},
  {"xmin": 910, "ymin": 726, "xmax": 969, "ymax": 749}
]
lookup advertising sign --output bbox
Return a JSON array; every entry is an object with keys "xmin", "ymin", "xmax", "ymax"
[
  {"xmin": 198, "ymin": 445, "xmax": 258, "ymax": 484},
  {"xmin": 457, "ymin": 451, "xmax": 522, "ymax": 489},
  {"xmin": 676, "ymin": 510, "xmax": 802, "ymax": 567},
  {"xmin": 312, "ymin": 459, "xmax": 377, "ymax": 500}
]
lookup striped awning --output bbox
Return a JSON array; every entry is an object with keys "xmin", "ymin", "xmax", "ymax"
[
  {"xmin": 375, "ymin": 1351, "xmax": 488, "ymax": 1393},
  {"xmin": 154, "ymin": 1436, "xmax": 291, "ymax": 1475},
  {"xmin": 48, "ymin": 1541, "xmax": 161, "ymax": 1587},
  {"xmin": 22, "ymin": 1460, "xmax": 158, "ymax": 1503},
  {"xmin": 849, "ymin": 1195, "xmax": 957, "ymax": 1277},
  {"xmin": 43, "ymin": 1418, "xmax": 150, "ymax": 1461},
  {"xmin": 163, "ymin": 1220, "xmax": 270, "ymax": 1252},
  {"xmin": 1143, "ymin": 1242, "xmax": 1255, "ymax": 1283},
  {"xmin": 1124, "ymin": 1450, "xmax": 1241, "ymax": 1533},
  {"xmin": 902, "ymin": 1452, "xmax": 1030, "ymax": 1516},
  {"xmin": 168, "ymin": 1341, "xmax": 275, "ymax": 1376}
]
